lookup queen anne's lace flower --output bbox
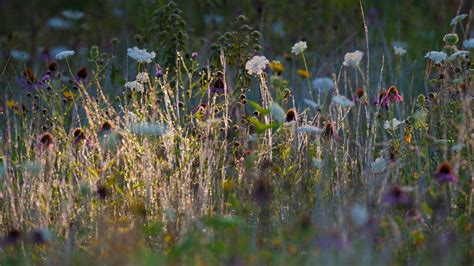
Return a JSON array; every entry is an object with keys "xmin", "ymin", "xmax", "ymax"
[
  {"xmin": 425, "ymin": 51, "xmax": 447, "ymax": 63},
  {"xmin": 62, "ymin": 10, "xmax": 84, "ymax": 20},
  {"xmin": 449, "ymin": 50, "xmax": 469, "ymax": 60},
  {"xmin": 383, "ymin": 118, "xmax": 404, "ymax": 131},
  {"xmin": 291, "ymin": 41, "xmax": 307, "ymax": 55},
  {"xmin": 343, "ymin": 50, "xmax": 364, "ymax": 67},
  {"xmin": 371, "ymin": 157, "xmax": 387, "ymax": 173},
  {"xmin": 393, "ymin": 46, "xmax": 407, "ymax": 56},
  {"xmin": 463, "ymin": 38, "xmax": 474, "ymax": 49},
  {"xmin": 55, "ymin": 50, "xmax": 75, "ymax": 60},
  {"xmin": 332, "ymin": 95, "xmax": 354, "ymax": 107},
  {"xmin": 124, "ymin": 81, "xmax": 144, "ymax": 92},
  {"xmin": 135, "ymin": 72, "xmax": 150, "ymax": 84},
  {"xmin": 127, "ymin": 47, "xmax": 156, "ymax": 63},
  {"xmin": 245, "ymin": 55, "xmax": 269, "ymax": 76},
  {"xmin": 312, "ymin": 77, "xmax": 334, "ymax": 91},
  {"xmin": 450, "ymin": 14, "xmax": 467, "ymax": 26}
]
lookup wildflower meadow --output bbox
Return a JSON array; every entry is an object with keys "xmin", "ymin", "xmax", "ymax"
[{"xmin": 0, "ymin": 0, "xmax": 473, "ymax": 265}]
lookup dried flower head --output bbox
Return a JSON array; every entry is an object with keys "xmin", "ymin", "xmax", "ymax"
[
  {"xmin": 286, "ymin": 108, "xmax": 297, "ymax": 122},
  {"xmin": 76, "ymin": 67, "xmax": 88, "ymax": 80}
]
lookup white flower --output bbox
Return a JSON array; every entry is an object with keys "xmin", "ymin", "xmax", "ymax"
[
  {"xmin": 47, "ymin": 17, "xmax": 71, "ymax": 29},
  {"xmin": 127, "ymin": 47, "xmax": 156, "ymax": 63},
  {"xmin": 55, "ymin": 50, "xmax": 75, "ymax": 60},
  {"xmin": 304, "ymin": 99, "xmax": 319, "ymax": 109},
  {"xmin": 62, "ymin": 10, "xmax": 84, "ymax": 20},
  {"xmin": 450, "ymin": 14, "xmax": 468, "ymax": 26},
  {"xmin": 245, "ymin": 55, "xmax": 269, "ymax": 76},
  {"xmin": 449, "ymin": 50, "xmax": 469, "ymax": 60},
  {"xmin": 131, "ymin": 123, "xmax": 167, "ymax": 136},
  {"xmin": 135, "ymin": 72, "xmax": 150, "ymax": 84},
  {"xmin": 371, "ymin": 157, "xmax": 387, "ymax": 174},
  {"xmin": 383, "ymin": 118, "xmax": 404, "ymax": 131},
  {"xmin": 291, "ymin": 41, "xmax": 307, "ymax": 55},
  {"xmin": 269, "ymin": 102, "xmax": 285, "ymax": 122},
  {"xmin": 298, "ymin": 126, "xmax": 322, "ymax": 134},
  {"xmin": 10, "ymin": 50, "xmax": 30, "ymax": 61},
  {"xmin": 343, "ymin": 50, "xmax": 364, "ymax": 67},
  {"xmin": 312, "ymin": 158, "xmax": 323, "ymax": 169},
  {"xmin": 463, "ymin": 38, "xmax": 474, "ymax": 49},
  {"xmin": 124, "ymin": 81, "xmax": 144, "ymax": 92},
  {"xmin": 393, "ymin": 46, "xmax": 407, "ymax": 56},
  {"xmin": 332, "ymin": 95, "xmax": 354, "ymax": 107},
  {"xmin": 425, "ymin": 51, "xmax": 447, "ymax": 63},
  {"xmin": 351, "ymin": 204, "xmax": 369, "ymax": 227},
  {"xmin": 312, "ymin": 77, "xmax": 334, "ymax": 91},
  {"xmin": 451, "ymin": 143, "xmax": 464, "ymax": 152}
]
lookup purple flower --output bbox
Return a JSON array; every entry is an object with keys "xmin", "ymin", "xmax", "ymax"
[
  {"xmin": 192, "ymin": 103, "xmax": 208, "ymax": 118},
  {"xmin": 316, "ymin": 230, "xmax": 349, "ymax": 250},
  {"xmin": 435, "ymin": 161, "xmax": 457, "ymax": 183},
  {"xmin": 191, "ymin": 52, "xmax": 198, "ymax": 60},
  {"xmin": 155, "ymin": 65, "xmax": 163, "ymax": 78},
  {"xmin": 383, "ymin": 185, "xmax": 413, "ymax": 208},
  {"xmin": 210, "ymin": 77, "xmax": 225, "ymax": 95},
  {"xmin": 374, "ymin": 86, "xmax": 403, "ymax": 109}
]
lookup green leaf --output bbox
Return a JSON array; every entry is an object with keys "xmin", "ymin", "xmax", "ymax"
[
  {"xmin": 246, "ymin": 116, "xmax": 281, "ymax": 134},
  {"xmin": 248, "ymin": 100, "xmax": 269, "ymax": 116}
]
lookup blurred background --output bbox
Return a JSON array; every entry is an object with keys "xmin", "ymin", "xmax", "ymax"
[{"xmin": 0, "ymin": 0, "xmax": 469, "ymax": 60}]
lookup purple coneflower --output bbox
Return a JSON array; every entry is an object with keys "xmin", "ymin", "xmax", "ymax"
[
  {"xmin": 353, "ymin": 87, "xmax": 368, "ymax": 105},
  {"xmin": 322, "ymin": 121, "xmax": 338, "ymax": 141},
  {"xmin": 72, "ymin": 127, "xmax": 86, "ymax": 146},
  {"xmin": 210, "ymin": 74, "xmax": 225, "ymax": 95},
  {"xmin": 37, "ymin": 132, "xmax": 54, "ymax": 153},
  {"xmin": 435, "ymin": 161, "xmax": 457, "ymax": 183},
  {"xmin": 375, "ymin": 86, "xmax": 403, "ymax": 108},
  {"xmin": 155, "ymin": 65, "xmax": 163, "ymax": 78},
  {"xmin": 382, "ymin": 185, "xmax": 413, "ymax": 208}
]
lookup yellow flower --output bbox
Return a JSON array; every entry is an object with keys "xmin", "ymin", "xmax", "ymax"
[
  {"xmin": 268, "ymin": 60, "xmax": 284, "ymax": 73},
  {"xmin": 7, "ymin": 100, "xmax": 16, "ymax": 109},
  {"xmin": 405, "ymin": 132, "xmax": 412, "ymax": 143},
  {"xmin": 297, "ymin": 69, "xmax": 310, "ymax": 78},
  {"xmin": 63, "ymin": 91, "xmax": 75, "ymax": 101}
]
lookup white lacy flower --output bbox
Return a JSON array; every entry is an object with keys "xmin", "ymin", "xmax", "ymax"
[
  {"xmin": 47, "ymin": 17, "xmax": 71, "ymax": 29},
  {"xmin": 343, "ymin": 50, "xmax": 364, "ymax": 67},
  {"xmin": 371, "ymin": 157, "xmax": 387, "ymax": 174},
  {"xmin": 245, "ymin": 55, "xmax": 269, "ymax": 76},
  {"xmin": 127, "ymin": 47, "xmax": 156, "ymax": 63},
  {"xmin": 291, "ymin": 41, "xmax": 307, "ymax": 55},
  {"xmin": 124, "ymin": 81, "xmax": 144, "ymax": 92},
  {"xmin": 449, "ymin": 50, "xmax": 469, "ymax": 60},
  {"xmin": 451, "ymin": 143, "xmax": 464, "ymax": 152},
  {"xmin": 393, "ymin": 46, "xmax": 407, "ymax": 56},
  {"xmin": 383, "ymin": 118, "xmax": 404, "ymax": 131},
  {"xmin": 312, "ymin": 158, "xmax": 323, "ymax": 169},
  {"xmin": 312, "ymin": 77, "xmax": 334, "ymax": 91},
  {"xmin": 298, "ymin": 126, "xmax": 322, "ymax": 134},
  {"xmin": 55, "ymin": 50, "xmax": 75, "ymax": 60},
  {"xmin": 332, "ymin": 95, "xmax": 354, "ymax": 107},
  {"xmin": 463, "ymin": 38, "xmax": 474, "ymax": 49},
  {"xmin": 304, "ymin": 99, "xmax": 319, "ymax": 109},
  {"xmin": 269, "ymin": 102, "xmax": 285, "ymax": 122},
  {"xmin": 62, "ymin": 10, "xmax": 84, "ymax": 20},
  {"xmin": 135, "ymin": 72, "xmax": 150, "ymax": 84},
  {"xmin": 10, "ymin": 50, "xmax": 30, "ymax": 61},
  {"xmin": 450, "ymin": 14, "xmax": 468, "ymax": 26},
  {"xmin": 351, "ymin": 204, "xmax": 369, "ymax": 227},
  {"xmin": 425, "ymin": 51, "xmax": 447, "ymax": 63}
]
